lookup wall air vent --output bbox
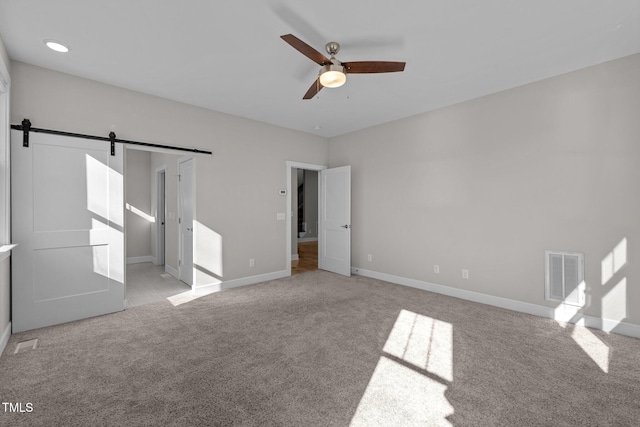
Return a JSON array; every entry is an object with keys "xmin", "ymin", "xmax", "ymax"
[{"xmin": 545, "ymin": 250, "xmax": 585, "ymax": 307}]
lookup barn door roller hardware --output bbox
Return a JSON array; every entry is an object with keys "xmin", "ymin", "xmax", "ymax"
[
  {"xmin": 109, "ymin": 131, "xmax": 116, "ymax": 156},
  {"xmin": 10, "ymin": 118, "xmax": 212, "ymax": 156},
  {"xmin": 21, "ymin": 118, "xmax": 31, "ymax": 147}
]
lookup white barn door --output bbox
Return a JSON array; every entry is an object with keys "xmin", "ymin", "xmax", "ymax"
[
  {"xmin": 319, "ymin": 165, "xmax": 351, "ymax": 276},
  {"xmin": 11, "ymin": 130, "xmax": 125, "ymax": 332}
]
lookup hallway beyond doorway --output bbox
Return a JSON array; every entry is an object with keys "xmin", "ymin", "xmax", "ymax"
[
  {"xmin": 292, "ymin": 241, "xmax": 318, "ymax": 275},
  {"xmin": 126, "ymin": 263, "xmax": 190, "ymax": 307}
]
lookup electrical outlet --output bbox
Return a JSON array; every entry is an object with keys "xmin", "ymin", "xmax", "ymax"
[
  {"xmin": 367, "ymin": 254, "xmax": 372, "ymax": 262},
  {"xmin": 434, "ymin": 265, "xmax": 440, "ymax": 274},
  {"xmin": 249, "ymin": 259, "xmax": 255, "ymax": 267},
  {"xmin": 462, "ymin": 269, "xmax": 469, "ymax": 279}
]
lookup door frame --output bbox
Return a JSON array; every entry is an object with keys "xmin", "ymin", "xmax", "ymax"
[
  {"xmin": 285, "ymin": 161, "xmax": 326, "ymax": 276},
  {"xmin": 0, "ymin": 57, "xmax": 10, "ymax": 252},
  {"xmin": 155, "ymin": 165, "xmax": 167, "ymax": 266},
  {"xmin": 177, "ymin": 156, "xmax": 195, "ymax": 286}
]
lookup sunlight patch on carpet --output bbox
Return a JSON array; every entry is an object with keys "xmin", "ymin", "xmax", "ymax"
[
  {"xmin": 166, "ymin": 286, "xmax": 218, "ymax": 306},
  {"xmin": 383, "ymin": 309, "xmax": 453, "ymax": 382},
  {"xmin": 350, "ymin": 356, "xmax": 454, "ymax": 427},
  {"xmin": 571, "ymin": 325, "xmax": 610, "ymax": 373},
  {"xmin": 351, "ymin": 309, "xmax": 455, "ymax": 426}
]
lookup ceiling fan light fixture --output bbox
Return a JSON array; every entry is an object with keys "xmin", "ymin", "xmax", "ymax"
[{"xmin": 319, "ymin": 64, "xmax": 346, "ymax": 88}]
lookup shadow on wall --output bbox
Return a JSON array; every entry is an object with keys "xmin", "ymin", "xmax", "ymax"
[
  {"xmin": 600, "ymin": 237, "xmax": 628, "ymax": 330},
  {"xmin": 166, "ymin": 220, "xmax": 224, "ymax": 307},
  {"xmin": 87, "ymin": 154, "xmax": 124, "ymax": 284},
  {"xmin": 194, "ymin": 220, "xmax": 223, "ymax": 285},
  {"xmin": 126, "ymin": 203, "xmax": 155, "ymax": 222},
  {"xmin": 551, "ymin": 236, "xmax": 629, "ymax": 373}
]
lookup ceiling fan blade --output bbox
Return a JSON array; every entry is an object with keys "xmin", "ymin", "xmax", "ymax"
[
  {"xmin": 303, "ymin": 78, "xmax": 323, "ymax": 99},
  {"xmin": 343, "ymin": 61, "xmax": 406, "ymax": 74},
  {"xmin": 281, "ymin": 34, "xmax": 331, "ymax": 66}
]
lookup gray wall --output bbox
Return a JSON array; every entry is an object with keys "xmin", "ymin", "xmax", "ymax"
[
  {"xmin": 10, "ymin": 62, "xmax": 329, "ymax": 285},
  {"xmin": 329, "ymin": 53, "xmax": 640, "ymax": 327},
  {"xmin": 125, "ymin": 149, "xmax": 152, "ymax": 260}
]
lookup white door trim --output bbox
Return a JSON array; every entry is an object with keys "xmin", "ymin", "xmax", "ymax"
[
  {"xmin": 285, "ymin": 161, "xmax": 327, "ymax": 276},
  {"xmin": 0, "ymin": 53, "xmax": 11, "ymax": 250},
  {"xmin": 177, "ymin": 156, "xmax": 195, "ymax": 286},
  {"xmin": 155, "ymin": 165, "xmax": 167, "ymax": 266}
]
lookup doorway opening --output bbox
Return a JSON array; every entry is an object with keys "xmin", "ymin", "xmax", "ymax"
[
  {"xmin": 125, "ymin": 148, "xmax": 194, "ymax": 308},
  {"xmin": 292, "ymin": 168, "xmax": 320, "ymax": 275},
  {"xmin": 285, "ymin": 161, "xmax": 326, "ymax": 276}
]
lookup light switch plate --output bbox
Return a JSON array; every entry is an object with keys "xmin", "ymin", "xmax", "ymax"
[{"xmin": 276, "ymin": 212, "xmax": 286, "ymax": 221}]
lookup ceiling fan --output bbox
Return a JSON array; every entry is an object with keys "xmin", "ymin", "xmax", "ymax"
[{"xmin": 280, "ymin": 34, "xmax": 406, "ymax": 99}]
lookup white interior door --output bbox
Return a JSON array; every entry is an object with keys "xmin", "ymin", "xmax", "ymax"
[
  {"xmin": 319, "ymin": 165, "xmax": 351, "ymax": 276},
  {"xmin": 11, "ymin": 130, "xmax": 125, "ymax": 332},
  {"xmin": 178, "ymin": 158, "xmax": 194, "ymax": 286}
]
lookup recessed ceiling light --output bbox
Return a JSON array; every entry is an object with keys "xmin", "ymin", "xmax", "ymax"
[
  {"xmin": 44, "ymin": 39, "xmax": 70, "ymax": 53},
  {"xmin": 314, "ymin": 125, "xmax": 321, "ymax": 130}
]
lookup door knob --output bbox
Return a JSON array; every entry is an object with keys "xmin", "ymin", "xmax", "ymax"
[{"xmin": 341, "ymin": 224, "xmax": 351, "ymax": 229}]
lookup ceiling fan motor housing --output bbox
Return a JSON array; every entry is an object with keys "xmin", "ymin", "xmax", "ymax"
[{"xmin": 325, "ymin": 41, "xmax": 340, "ymax": 56}]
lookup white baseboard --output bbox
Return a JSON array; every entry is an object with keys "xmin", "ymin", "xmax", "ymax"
[
  {"xmin": 165, "ymin": 265, "xmax": 179, "ymax": 280},
  {"xmin": 576, "ymin": 315, "xmax": 640, "ymax": 338},
  {"xmin": 127, "ymin": 256, "xmax": 153, "ymax": 264},
  {"xmin": 193, "ymin": 270, "xmax": 289, "ymax": 295},
  {"xmin": 150, "ymin": 256, "xmax": 158, "ymax": 265},
  {"xmin": 291, "ymin": 254, "xmax": 299, "ymax": 261},
  {"xmin": 298, "ymin": 237, "xmax": 318, "ymax": 243},
  {"xmin": 0, "ymin": 322, "xmax": 11, "ymax": 356},
  {"xmin": 352, "ymin": 267, "xmax": 640, "ymax": 340}
]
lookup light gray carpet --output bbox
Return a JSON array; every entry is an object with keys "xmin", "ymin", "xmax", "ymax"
[{"xmin": 1, "ymin": 270, "xmax": 639, "ymax": 426}]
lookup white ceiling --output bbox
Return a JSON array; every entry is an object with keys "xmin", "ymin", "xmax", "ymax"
[{"xmin": 0, "ymin": 1, "xmax": 639, "ymax": 137}]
